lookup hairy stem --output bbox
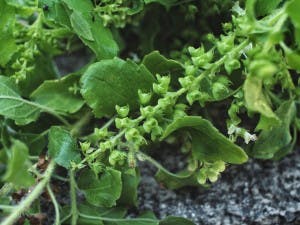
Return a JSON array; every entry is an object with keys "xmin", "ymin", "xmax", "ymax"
[
  {"xmin": 47, "ymin": 184, "xmax": 60, "ymax": 225},
  {"xmin": 70, "ymin": 169, "xmax": 78, "ymax": 225},
  {"xmin": 1, "ymin": 160, "xmax": 56, "ymax": 225}
]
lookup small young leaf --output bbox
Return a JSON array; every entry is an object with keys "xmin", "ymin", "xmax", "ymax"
[
  {"xmin": 252, "ymin": 100, "xmax": 296, "ymax": 159},
  {"xmin": 81, "ymin": 58, "xmax": 155, "ymax": 117},
  {"xmin": 162, "ymin": 116, "xmax": 248, "ymax": 164},
  {"xmin": 244, "ymin": 75, "xmax": 279, "ymax": 126},
  {"xmin": 77, "ymin": 168, "xmax": 122, "ymax": 207},
  {"xmin": 3, "ymin": 140, "xmax": 35, "ymax": 187},
  {"xmin": 48, "ymin": 126, "xmax": 81, "ymax": 168},
  {"xmin": 70, "ymin": 11, "xmax": 94, "ymax": 41},
  {"xmin": 62, "ymin": 0, "xmax": 119, "ymax": 59}
]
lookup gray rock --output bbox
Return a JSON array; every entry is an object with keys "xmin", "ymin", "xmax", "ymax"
[{"xmin": 138, "ymin": 149, "xmax": 300, "ymax": 225}]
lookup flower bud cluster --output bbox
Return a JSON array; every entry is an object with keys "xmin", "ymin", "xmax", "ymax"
[
  {"xmin": 94, "ymin": 0, "xmax": 132, "ymax": 28},
  {"xmin": 197, "ymin": 161, "xmax": 226, "ymax": 184}
]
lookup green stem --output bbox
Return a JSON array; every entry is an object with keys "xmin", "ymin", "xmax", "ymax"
[
  {"xmin": 0, "ymin": 96, "xmax": 70, "ymax": 127},
  {"xmin": 70, "ymin": 169, "xmax": 78, "ymax": 225},
  {"xmin": 78, "ymin": 212, "xmax": 159, "ymax": 223},
  {"xmin": 138, "ymin": 152, "xmax": 192, "ymax": 178},
  {"xmin": 70, "ymin": 112, "xmax": 92, "ymax": 137},
  {"xmin": 47, "ymin": 184, "xmax": 60, "ymax": 225},
  {"xmin": 1, "ymin": 160, "xmax": 56, "ymax": 225},
  {"xmin": 0, "ymin": 205, "xmax": 15, "ymax": 211}
]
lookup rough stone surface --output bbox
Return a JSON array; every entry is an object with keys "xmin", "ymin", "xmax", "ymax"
[{"xmin": 138, "ymin": 149, "xmax": 300, "ymax": 225}]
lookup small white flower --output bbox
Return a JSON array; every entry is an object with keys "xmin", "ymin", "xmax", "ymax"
[
  {"xmin": 227, "ymin": 124, "xmax": 236, "ymax": 135},
  {"xmin": 243, "ymin": 132, "xmax": 257, "ymax": 144}
]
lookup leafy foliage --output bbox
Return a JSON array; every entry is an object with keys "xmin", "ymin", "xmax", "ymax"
[{"xmin": 0, "ymin": 0, "xmax": 300, "ymax": 224}]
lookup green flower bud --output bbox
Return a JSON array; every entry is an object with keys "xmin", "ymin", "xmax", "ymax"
[
  {"xmin": 80, "ymin": 142, "xmax": 91, "ymax": 153},
  {"xmin": 225, "ymin": 58, "xmax": 241, "ymax": 74},
  {"xmin": 91, "ymin": 162, "xmax": 104, "ymax": 174},
  {"xmin": 153, "ymin": 83, "xmax": 168, "ymax": 95},
  {"xmin": 138, "ymin": 89, "xmax": 152, "ymax": 105},
  {"xmin": 212, "ymin": 82, "xmax": 229, "ymax": 99},
  {"xmin": 109, "ymin": 150, "xmax": 127, "ymax": 166},
  {"xmin": 173, "ymin": 104, "xmax": 188, "ymax": 119},
  {"xmin": 207, "ymin": 169, "xmax": 219, "ymax": 183},
  {"xmin": 192, "ymin": 50, "xmax": 213, "ymax": 68},
  {"xmin": 206, "ymin": 33, "xmax": 216, "ymax": 43},
  {"xmin": 150, "ymin": 126, "xmax": 163, "ymax": 141},
  {"xmin": 186, "ymin": 90, "xmax": 201, "ymax": 105},
  {"xmin": 197, "ymin": 169, "xmax": 207, "ymax": 185},
  {"xmin": 179, "ymin": 76, "xmax": 194, "ymax": 89},
  {"xmin": 217, "ymin": 35, "xmax": 235, "ymax": 55},
  {"xmin": 140, "ymin": 106, "xmax": 155, "ymax": 118},
  {"xmin": 156, "ymin": 74, "xmax": 171, "ymax": 86},
  {"xmin": 143, "ymin": 118, "xmax": 158, "ymax": 133},
  {"xmin": 157, "ymin": 97, "xmax": 172, "ymax": 109},
  {"xmin": 115, "ymin": 105, "xmax": 130, "ymax": 118},
  {"xmin": 212, "ymin": 161, "xmax": 226, "ymax": 172},
  {"xmin": 125, "ymin": 128, "xmax": 140, "ymax": 142},
  {"xmin": 188, "ymin": 46, "xmax": 204, "ymax": 57},
  {"xmin": 94, "ymin": 127, "xmax": 109, "ymax": 140},
  {"xmin": 115, "ymin": 117, "xmax": 132, "ymax": 129},
  {"xmin": 185, "ymin": 65, "xmax": 197, "ymax": 76},
  {"xmin": 99, "ymin": 140, "xmax": 113, "ymax": 150}
]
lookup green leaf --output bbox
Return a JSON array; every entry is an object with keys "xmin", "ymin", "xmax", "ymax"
[
  {"xmin": 31, "ymin": 73, "xmax": 84, "ymax": 114},
  {"xmin": 0, "ymin": 76, "xmax": 41, "ymax": 125},
  {"xmin": 284, "ymin": 49, "xmax": 300, "ymax": 71},
  {"xmin": 162, "ymin": 116, "xmax": 248, "ymax": 164},
  {"xmin": 117, "ymin": 168, "xmax": 140, "ymax": 207},
  {"xmin": 155, "ymin": 169, "xmax": 197, "ymax": 190},
  {"xmin": 159, "ymin": 216, "xmax": 195, "ymax": 225},
  {"xmin": 142, "ymin": 51, "xmax": 183, "ymax": 85},
  {"xmin": 255, "ymin": 0, "xmax": 282, "ymax": 17},
  {"xmin": 70, "ymin": 11, "xmax": 94, "ymax": 41},
  {"xmin": 39, "ymin": 0, "xmax": 71, "ymax": 27},
  {"xmin": 244, "ymin": 75, "xmax": 279, "ymax": 126},
  {"xmin": 0, "ymin": 76, "xmax": 69, "ymax": 125},
  {"xmin": 3, "ymin": 140, "xmax": 34, "ymax": 187},
  {"xmin": 62, "ymin": 0, "xmax": 118, "ymax": 59},
  {"xmin": 48, "ymin": 126, "xmax": 81, "ymax": 168},
  {"xmin": 252, "ymin": 100, "xmax": 296, "ymax": 159},
  {"xmin": 77, "ymin": 168, "xmax": 122, "ymax": 207},
  {"xmin": 0, "ymin": 0, "xmax": 18, "ymax": 67},
  {"xmin": 286, "ymin": 0, "xmax": 300, "ymax": 28},
  {"xmin": 80, "ymin": 58, "xmax": 155, "ymax": 117},
  {"xmin": 78, "ymin": 204, "xmax": 126, "ymax": 225}
]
